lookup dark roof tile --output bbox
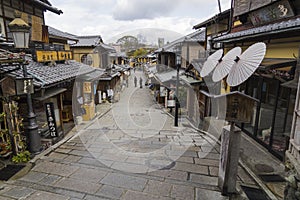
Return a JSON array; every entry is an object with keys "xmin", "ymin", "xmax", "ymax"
[
  {"xmin": 48, "ymin": 26, "xmax": 78, "ymax": 41},
  {"xmin": 1, "ymin": 60, "xmax": 96, "ymax": 88},
  {"xmin": 214, "ymin": 17, "xmax": 300, "ymax": 42}
]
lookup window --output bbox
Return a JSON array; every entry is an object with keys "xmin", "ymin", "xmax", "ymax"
[{"xmin": 81, "ymin": 54, "xmax": 93, "ymax": 66}]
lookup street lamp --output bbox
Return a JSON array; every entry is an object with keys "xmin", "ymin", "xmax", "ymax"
[
  {"xmin": 174, "ymin": 50, "xmax": 181, "ymax": 127},
  {"xmin": 9, "ymin": 14, "xmax": 41, "ymax": 154}
]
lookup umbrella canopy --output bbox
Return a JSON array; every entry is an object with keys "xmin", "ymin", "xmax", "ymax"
[
  {"xmin": 200, "ymin": 49, "xmax": 223, "ymax": 77},
  {"xmin": 212, "ymin": 47, "xmax": 242, "ymax": 82},
  {"xmin": 227, "ymin": 42, "xmax": 266, "ymax": 87}
]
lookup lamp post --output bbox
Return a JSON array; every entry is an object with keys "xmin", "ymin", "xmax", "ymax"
[
  {"xmin": 174, "ymin": 51, "xmax": 181, "ymax": 127},
  {"xmin": 9, "ymin": 14, "xmax": 41, "ymax": 154}
]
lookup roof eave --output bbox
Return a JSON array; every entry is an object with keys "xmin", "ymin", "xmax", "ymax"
[
  {"xmin": 30, "ymin": 0, "xmax": 63, "ymax": 15},
  {"xmin": 193, "ymin": 9, "xmax": 231, "ymax": 29},
  {"xmin": 213, "ymin": 26, "xmax": 300, "ymax": 43}
]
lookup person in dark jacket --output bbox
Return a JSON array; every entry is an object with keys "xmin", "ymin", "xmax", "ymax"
[
  {"xmin": 139, "ymin": 77, "xmax": 143, "ymax": 88},
  {"xmin": 134, "ymin": 76, "xmax": 137, "ymax": 87}
]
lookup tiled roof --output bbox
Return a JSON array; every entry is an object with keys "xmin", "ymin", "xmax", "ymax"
[
  {"xmin": 71, "ymin": 35, "xmax": 103, "ymax": 47},
  {"xmin": 155, "ymin": 29, "xmax": 205, "ymax": 53},
  {"xmin": 190, "ymin": 58, "xmax": 206, "ymax": 74},
  {"xmin": 48, "ymin": 26, "xmax": 78, "ymax": 41},
  {"xmin": 213, "ymin": 17, "xmax": 300, "ymax": 43},
  {"xmin": 1, "ymin": 60, "xmax": 96, "ymax": 88},
  {"xmin": 77, "ymin": 68, "xmax": 105, "ymax": 81},
  {"xmin": 98, "ymin": 43, "xmax": 116, "ymax": 53},
  {"xmin": 154, "ymin": 69, "xmax": 185, "ymax": 83}
]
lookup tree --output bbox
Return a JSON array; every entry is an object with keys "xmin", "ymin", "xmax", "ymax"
[
  {"xmin": 133, "ymin": 48, "xmax": 148, "ymax": 58},
  {"xmin": 116, "ymin": 35, "xmax": 138, "ymax": 53}
]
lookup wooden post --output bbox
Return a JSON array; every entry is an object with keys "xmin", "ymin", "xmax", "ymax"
[
  {"xmin": 218, "ymin": 122, "xmax": 241, "ymax": 195},
  {"xmin": 3, "ymin": 103, "xmax": 17, "ymax": 155}
]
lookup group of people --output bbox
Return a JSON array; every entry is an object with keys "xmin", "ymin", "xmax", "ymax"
[{"xmin": 134, "ymin": 76, "xmax": 143, "ymax": 88}]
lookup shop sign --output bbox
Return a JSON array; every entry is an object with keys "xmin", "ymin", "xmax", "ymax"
[
  {"xmin": 167, "ymin": 100, "xmax": 175, "ymax": 108},
  {"xmin": 35, "ymin": 50, "xmax": 73, "ymax": 62},
  {"xmin": 249, "ymin": 0, "xmax": 294, "ymax": 26},
  {"xmin": 83, "ymin": 82, "xmax": 92, "ymax": 93},
  {"xmin": 58, "ymin": 51, "xmax": 72, "ymax": 60},
  {"xmin": 45, "ymin": 102, "xmax": 58, "ymax": 137},
  {"xmin": 36, "ymin": 50, "xmax": 58, "ymax": 62},
  {"xmin": 15, "ymin": 77, "xmax": 34, "ymax": 95},
  {"xmin": 160, "ymin": 86, "xmax": 166, "ymax": 97}
]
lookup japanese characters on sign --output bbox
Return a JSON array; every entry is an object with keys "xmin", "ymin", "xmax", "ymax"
[
  {"xmin": 58, "ymin": 51, "xmax": 72, "ymax": 60},
  {"xmin": 83, "ymin": 82, "xmax": 92, "ymax": 93},
  {"xmin": 249, "ymin": 0, "xmax": 294, "ymax": 26},
  {"xmin": 35, "ymin": 50, "xmax": 73, "ymax": 62},
  {"xmin": 224, "ymin": 93, "xmax": 256, "ymax": 123},
  {"xmin": 15, "ymin": 77, "xmax": 34, "ymax": 95},
  {"xmin": 45, "ymin": 102, "xmax": 58, "ymax": 137}
]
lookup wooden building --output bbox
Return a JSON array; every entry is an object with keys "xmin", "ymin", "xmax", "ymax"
[{"xmin": 194, "ymin": 0, "xmax": 300, "ymax": 160}]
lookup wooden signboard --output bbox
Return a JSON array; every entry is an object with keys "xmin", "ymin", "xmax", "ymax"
[
  {"xmin": 1, "ymin": 77, "xmax": 16, "ymax": 96},
  {"xmin": 249, "ymin": 0, "xmax": 294, "ymax": 26},
  {"xmin": 15, "ymin": 77, "xmax": 34, "ymax": 95},
  {"xmin": 36, "ymin": 50, "xmax": 58, "ymax": 62},
  {"xmin": 35, "ymin": 50, "xmax": 72, "ymax": 62},
  {"xmin": 45, "ymin": 102, "xmax": 58, "ymax": 137},
  {"xmin": 214, "ymin": 91, "xmax": 257, "ymax": 123},
  {"xmin": 58, "ymin": 51, "xmax": 73, "ymax": 60},
  {"xmin": 83, "ymin": 82, "xmax": 92, "ymax": 93},
  {"xmin": 31, "ymin": 15, "xmax": 43, "ymax": 42}
]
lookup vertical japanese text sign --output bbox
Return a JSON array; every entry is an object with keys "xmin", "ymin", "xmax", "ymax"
[{"xmin": 45, "ymin": 102, "xmax": 58, "ymax": 137}]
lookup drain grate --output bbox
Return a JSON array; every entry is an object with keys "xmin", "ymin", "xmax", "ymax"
[
  {"xmin": 259, "ymin": 174, "xmax": 285, "ymax": 182},
  {"xmin": 241, "ymin": 186, "xmax": 271, "ymax": 200},
  {"xmin": 0, "ymin": 164, "xmax": 25, "ymax": 181}
]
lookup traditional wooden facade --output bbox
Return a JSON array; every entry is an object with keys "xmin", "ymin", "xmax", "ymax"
[
  {"xmin": 153, "ymin": 30, "xmax": 206, "ymax": 124},
  {"xmin": 194, "ymin": 0, "xmax": 300, "ymax": 160}
]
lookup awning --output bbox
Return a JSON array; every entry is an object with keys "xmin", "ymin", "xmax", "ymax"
[
  {"xmin": 33, "ymin": 88, "xmax": 67, "ymax": 101},
  {"xmin": 155, "ymin": 70, "xmax": 178, "ymax": 83},
  {"xmin": 258, "ymin": 58, "xmax": 297, "ymax": 71},
  {"xmin": 180, "ymin": 75, "xmax": 203, "ymax": 85},
  {"xmin": 77, "ymin": 69, "xmax": 104, "ymax": 81}
]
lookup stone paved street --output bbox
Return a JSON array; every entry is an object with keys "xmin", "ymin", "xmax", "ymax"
[{"xmin": 0, "ymin": 70, "xmax": 256, "ymax": 199}]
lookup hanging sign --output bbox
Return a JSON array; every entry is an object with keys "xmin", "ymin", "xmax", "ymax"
[
  {"xmin": 45, "ymin": 102, "xmax": 58, "ymax": 137},
  {"xmin": 83, "ymin": 82, "xmax": 92, "ymax": 93},
  {"xmin": 35, "ymin": 50, "xmax": 73, "ymax": 62},
  {"xmin": 167, "ymin": 100, "xmax": 175, "ymax": 108},
  {"xmin": 249, "ymin": 0, "xmax": 294, "ymax": 26},
  {"xmin": 15, "ymin": 77, "xmax": 34, "ymax": 95}
]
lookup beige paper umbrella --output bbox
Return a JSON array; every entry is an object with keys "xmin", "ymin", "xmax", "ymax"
[
  {"xmin": 227, "ymin": 42, "xmax": 266, "ymax": 87},
  {"xmin": 212, "ymin": 47, "xmax": 242, "ymax": 82},
  {"xmin": 200, "ymin": 49, "xmax": 223, "ymax": 77}
]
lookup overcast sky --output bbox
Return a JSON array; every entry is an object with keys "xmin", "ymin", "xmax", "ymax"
[{"xmin": 45, "ymin": 0, "xmax": 231, "ymax": 44}]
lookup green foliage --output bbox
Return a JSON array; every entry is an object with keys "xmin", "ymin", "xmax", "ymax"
[
  {"xmin": 0, "ymin": 112, "xmax": 5, "ymax": 122},
  {"xmin": 12, "ymin": 150, "xmax": 31, "ymax": 163},
  {"xmin": 133, "ymin": 48, "xmax": 148, "ymax": 57}
]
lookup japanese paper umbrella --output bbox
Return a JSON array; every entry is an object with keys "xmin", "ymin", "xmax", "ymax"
[
  {"xmin": 212, "ymin": 47, "xmax": 242, "ymax": 82},
  {"xmin": 200, "ymin": 49, "xmax": 223, "ymax": 77},
  {"xmin": 227, "ymin": 42, "xmax": 266, "ymax": 87}
]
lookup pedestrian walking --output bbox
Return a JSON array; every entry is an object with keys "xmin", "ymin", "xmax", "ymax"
[
  {"xmin": 139, "ymin": 77, "xmax": 143, "ymax": 88},
  {"xmin": 134, "ymin": 76, "xmax": 137, "ymax": 87}
]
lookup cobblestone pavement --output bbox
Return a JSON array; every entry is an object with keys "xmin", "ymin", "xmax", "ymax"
[{"xmin": 0, "ymin": 70, "xmax": 257, "ymax": 199}]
